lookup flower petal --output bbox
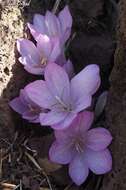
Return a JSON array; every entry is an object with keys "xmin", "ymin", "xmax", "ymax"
[
  {"xmin": 9, "ymin": 97, "xmax": 28, "ymax": 114},
  {"xmin": 36, "ymin": 34, "xmax": 52, "ymax": 58},
  {"xmin": 86, "ymin": 128, "xmax": 112, "ymax": 151},
  {"xmin": 19, "ymin": 55, "xmax": 39, "ymax": 66},
  {"xmin": 45, "ymin": 63, "xmax": 70, "ymax": 104},
  {"xmin": 71, "ymin": 93, "xmax": 92, "ymax": 112},
  {"xmin": 25, "ymin": 80, "xmax": 56, "ymax": 109},
  {"xmin": 86, "ymin": 148, "xmax": 112, "ymax": 174},
  {"xmin": 71, "ymin": 64, "xmax": 101, "ymax": 97},
  {"xmin": 62, "ymin": 28, "xmax": 72, "ymax": 44},
  {"xmin": 49, "ymin": 38, "xmax": 61, "ymax": 62},
  {"xmin": 33, "ymin": 14, "xmax": 48, "ymax": 34},
  {"xmin": 49, "ymin": 141, "xmax": 74, "ymax": 164},
  {"xmin": 17, "ymin": 39, "xmax": 40, "ymax": 60},
  {"xmin": 52, "ymin": 112, "xmax": 77, "ymax": 130},
  {"xmin": 56, "ymin": 52, "xmax": 66, "ymax": 66},
  {"xmin": 19, "ymin": 56, "xmax": 44, "ymax": 75},
  {"xmin": 27, "ymin": 23, "xmax": 40, "ymax": 39},
  {"xmin": 45, "ymin": 11, "xmax": 60, "ymax": 37},
  {"xmin": 69, "ymin": 154, "xmax": 89, "ymax": 186},
  {"xmin": 54, "ymin": 111, "xmax": 94, "ymax": 140},
  {"xmin": 24, "ymin": 64, "xmax": 44, "ymax": 75},
  {"xmin": 23, "ymin": 111, "xmax": 39, "ymax": 122},
  {"xmin": 40, "ymin": 111, "xmax": 68, "ymax": 126},
  {"xmin": 77, "ymin": 111, "xmax": 94, "ymax": 132},
  {"xmin": 54, "ymin": 114, "xmax": 80, "ymax": 141},
  {"xmin": 58, "ymin": 6, "xmax": 72, "ymax": 35},
  {"xmin": 63, "ymin": 60, "xmax": 75, "ymax": 79}
]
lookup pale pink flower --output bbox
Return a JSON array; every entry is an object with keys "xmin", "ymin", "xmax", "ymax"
[
  {"xmin": 17, "ymin": 35, "xmax": 61, "ymax": 75},
  {"xmin": 9, "ymin": 89, "xmax": 46, "ymax": 123},
  {"xmin": 27, "ymin": 6, "xmax": 72, "ymax": 45},
  {"xmin": 49, "ymin": 111, "xmax": 112, "ymax": 185},
  {"xmin": 25, "ymin": 63, "xmax": 101, "ymax": 129}
]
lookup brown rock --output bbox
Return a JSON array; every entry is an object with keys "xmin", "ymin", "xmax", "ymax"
[
  {"xmin": 0, "ymin": 1, "xmax": 46, "ymax": 142},
  {"xmin": 101, "ymin": 0, "xmax": 126, "ymax": 189},
  {"xmin": 0, "ymin": 6, "xmax": 26, "ymax": 140}
]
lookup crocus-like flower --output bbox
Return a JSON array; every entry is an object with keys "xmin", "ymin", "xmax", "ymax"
[
  {"xmin": 25, "ymin": 63, "xmax": 101, "ymax": 129},
  {"xmin": 17, "ymin": 34, "xmax": 61, "ymax": 75},
  {"xmin": 9, "ymin": 89, "xmax": 45, "ymax": 123},
  {"xmin": 27, "ymin": 6, "xmax": 72, "ymax": 45},
  {"xmin": 49, "ymin": 111, "xmax": 112, "ymax": 185}
]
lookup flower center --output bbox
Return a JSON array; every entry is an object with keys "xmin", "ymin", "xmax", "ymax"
[
  {"xmin": 41, "ymin": 57, "xmax": 47, "ymax": 66},
  {"xmin": 71, "ymin": 135, "xmax": 85, "ymax": 153},
  {"xmin": 33, "ymin": 57, "xmax": 47, "ymax": 68},
  {"xmin": 75, "ymin": 138, "xmax": 84, "ymax": 153},
  {"xmin": 55, "ymin": 96, "xmax": 71, "ymax": 112}
]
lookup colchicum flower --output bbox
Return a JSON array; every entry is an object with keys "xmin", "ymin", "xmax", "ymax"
[
  {"xmin": 17, "ymin": 34, "xmax": 61, "ymax": 75},
  {"xmin": 9, "ymin": 89, "xmax": 45, "ymax": 123},
  {"xmin": 25, "ymin": 63, "xmax": 101, "ymax": 129},
  {"xmin": 27, "ymin": 6, "xmax": 72, "ymax": 45},
  {"xmin": 49, "ymin": 111, "xmax": 112, "ymax": 185},
  {"xmin": 17, "ymin": 34, "xmax": 74, "ymax": 76}
]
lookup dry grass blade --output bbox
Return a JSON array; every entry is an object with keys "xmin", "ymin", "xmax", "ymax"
[
  {"xmin": 25, "ymin": 152, "xmax": 53, "ymax": 190},
  {"xmin": 52, "ymin": 0, "xmax": 62, "ymax": 14}
]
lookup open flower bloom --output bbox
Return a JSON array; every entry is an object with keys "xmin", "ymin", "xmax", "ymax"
[
  {"xmin": 17, "ymin": 34, "xmax": 62, "ymax": 75},
  {"xmin": 27, "ymin": 6, "xmax": 72, "ymax": 45},
  {"xmin": 49, "ymin": 111, "xmax": 112, "ymax": 185},
  {"xmin": 25, "ymin": 63, "xmax": 101, "ymax": 129},
  {"xmin": 9, "ymin": 89, "xmax": 45, "ymax": 123}
]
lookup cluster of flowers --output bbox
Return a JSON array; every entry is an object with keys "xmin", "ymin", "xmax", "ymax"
[{"xmin": 10, "ymin": 6, "xmax": 112, "ymax": 186}]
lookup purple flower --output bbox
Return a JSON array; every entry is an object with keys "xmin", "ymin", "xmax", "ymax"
[
  {"xmin": 49, "ymin": 111, "xmax": 112, "ymax": 185},
  {"xmin": 17, "ymin": 35, "xmax": 61, "ymax": 75},
  {"xmin": 27, "ymin": 6, "xmax": 72, "ymax": 45},
  {"xmin": 9, "ymin": 89, "xmax": 45, "ymax": 123},
  {"xmin": 25, "ymin": 63, "xmax": 101, "ymax": 129}
]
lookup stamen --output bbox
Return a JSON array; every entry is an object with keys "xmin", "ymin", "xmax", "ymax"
[
  {"xmin": 33, "ymin": 57, "xmax": 47, "ymax": 68},
  {"xmin": 75, "ymin": 142, "xmax": 84, "ymax": 153},
  {"xmin": 55, "ymin": 96, "xmax": 70, "ymax": 111},
  {"xmin": 41, "ymin": 57, "xmax": 47, "ymax": 66},
  {"xmin": 74, "ymin": 137, "xmax": 84, "ymax": 153}
]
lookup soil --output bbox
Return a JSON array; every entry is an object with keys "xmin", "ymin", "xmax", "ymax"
[{"xmin": 0, "ymin": 0, "xmax": 122, "ymax": 189}]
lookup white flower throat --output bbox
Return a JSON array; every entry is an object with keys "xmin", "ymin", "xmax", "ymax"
[{"xmin": 55, "ymin": 95, "xmax": 71, "ymax": 112}]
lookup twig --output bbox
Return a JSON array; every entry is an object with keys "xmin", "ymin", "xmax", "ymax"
[
  {"xmin": 52, "ymin": 0, "xmax": 62, "ymax": 14},
  {"xmin": 23, "ymin": 139, "xmax": 37, "ymax": 155},
  {"xmin": 14, "ymin": 184, "xmax": 20, "ymax": 190},
  {"xmin": 0, "ymin": 182, "xmax": 16, "ymax": 189},
  {"xmin": 25, "ymin": 152, "xmax": 53, "ymax": 190},
  {"xmin": 64, "ymin": 182, "xmax": 73, "ymax": 190},
  {"xmin": 19, "ymin": 180, "xmax": 22, "ymax": 190}
]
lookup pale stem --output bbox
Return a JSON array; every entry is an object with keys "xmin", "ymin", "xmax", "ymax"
[{"xmin": 52, "ymin": 0, "xmax": 62, "ymax": 14}]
